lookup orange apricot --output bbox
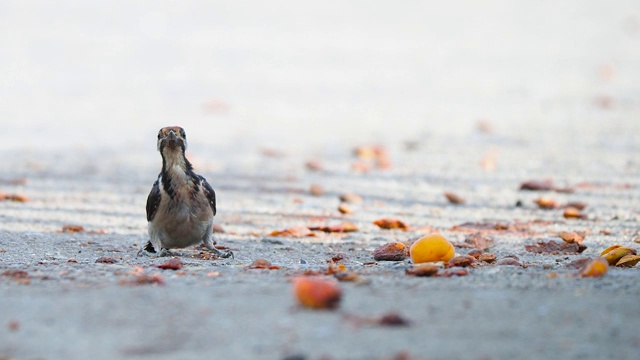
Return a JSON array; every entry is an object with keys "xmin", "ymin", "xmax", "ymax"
[
  {"xmin": 410, "ymin": 234, "xmax": 455, "ymax": 263},
  {"xmin": 580, "ymin": 258, "xmax": 609, "ymax": 278},
  {"xmin": 293, "ymin": 276, "xmax": 342, "ymax": 310}
]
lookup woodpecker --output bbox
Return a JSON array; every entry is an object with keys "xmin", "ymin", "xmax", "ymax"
[{"xmin": 140, "ymin": 126, "xmax": 233, "ymax": 259}]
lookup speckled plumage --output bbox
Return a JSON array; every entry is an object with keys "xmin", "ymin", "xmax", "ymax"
[{"xmin": 141, "ymin": 126, "xmax": 232, "ymax": 259}]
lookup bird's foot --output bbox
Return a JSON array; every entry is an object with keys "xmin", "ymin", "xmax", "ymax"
[
  {"xmin": 203, "ymin": 243, "xmax": 234, "ymax": 259},
  {"xmin": 216, "ymin": 249, "xmax": 234, "ymax": 259},
  {"xmin": 136, "ymin": 248, "xmax": 175, "ymax": 257},
  {"xmin": 137, "ymin": 249, "xmax": 155, "ymax": 257},
  {"xmin": 157, "ymin": 248, "xmax": 176, "ymax": 257}
]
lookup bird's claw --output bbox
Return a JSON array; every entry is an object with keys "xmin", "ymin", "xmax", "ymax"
[
  {"xmin": 136, "ymin": 248, "xmax": 175, "ymax": 257},
  {"xmin": 158, "ymin": 248, "xmax": 176, "ymax": 257},
  {"xmin": 137, "ymin": 249, "xmax": 153, "ymax": 257},
  {"xmin": 218, "ymin": 250, "xmax": 234, "ymax": 259}
]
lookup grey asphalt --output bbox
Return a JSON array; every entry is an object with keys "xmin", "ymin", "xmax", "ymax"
[{"xmin": 1, "ymin": 1, "xmax": 640, "ymax": 359}]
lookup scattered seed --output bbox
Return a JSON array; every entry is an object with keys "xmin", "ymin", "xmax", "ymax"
[
  {"xmin": 95, "ymin": 256, "xmax": 118, "ymax": 264},
  {"xmin": 478, "ymin": 253, "xmax": 497, "ymax": 263},
  {"xmin": 340, "ymin": 192, "xmax": 363, "ymax": 203},
  {"xmin": 373, "ymin": 242, "xmax": 407, "ymax": 261},
  {"xmin": 309, "ymin": 184, "xmax": 324, "ymax": 196},
  {"xmin": 156, "ymin": 258, "xmax": 183, "ymax": 270},
  {"xmin": 338, "ymin": 203, "xmax": 353, "ymax": 214},
  {"xmin": 405, "ymin": 264, "xmax": 439, "ymax": 277},
  {"xmin": 444, "ymin": 192, "xmax": 465, "ymax": 205},
  {"xmin": 447, "ymin": 255, "xmax": 475, "ymax": 268},
  {"xmin": 497, "ymin": 258, "xmax": 521, "ymax": 266},
  {"xmin": 373, "ymin": 218, "xmax": 410, "ymax": 231}
]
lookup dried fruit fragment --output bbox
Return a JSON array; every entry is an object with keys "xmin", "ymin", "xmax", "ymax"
[
  {"xmin": 342, "ymin": 311, "xmax": 411, "ymax": 328},
  {"xmin": 0, "ymin": 193, "xmax": 29, "ymax": 202},
  {"xmin": 373, "ymin": 218, "xmax": 410, "ymax": 231},
  {"xmin": 353, "ymin": 145, "xmax": 378, "ymax": 160},
  {"xmin": 157, "ymin": 258, "xmax": 183, "ymax": 270},
  {"xmin": 333, "ymin": 270, "xmax": 367, "ymax": 284},
  {"xmin": 119, "ymin": 273, "xmax": 165, "ymax": 286},
  {"xmin": 293, "ymin": 276, "xmax": 342, "ymax": 310},
  {"xmin": 525, "ymin": 240, "xmax": 586, "ymax": 254},
  {"xmin": 497, "ymin": 258, "xmax": 521, "ymax": 266},
  {"xmin": 410, "ymin": 234, "xmax": 455, "ymax": 263},
  {"xmin": 340, "ymin": 192, "xmax": 363, "ymax": 203},
  {"xmin": 559, "ymin": 231, "xmax": 583, "ymax": 244},
  {"xmin": 534, "ymin": 196, "xmax": 557, "ymax": 209},
  {"xmin": 353, "ymin": 145, "xmax": 390, "ymax": 170},
  {"xmin": 520, "ymin": 179, "xmax": 555, "ymax": 191},
  {"xmin": 329, "ymin": 253, "xmax": 346, "ymax": 263},
  {"xmin": 372, "ymin": 242, "xmax": 407, "ymax": 261},
  {"xmin": 2, "ymin": 269, "xmax": 31, "ymax": 284},
  {"xmin": 564, "ymin": 207, "xmax": 587, "ymax": 219},
  {"xmin": 61, "ymin": 225, "xmax": 84, "ymax": 234},
  {"xmin": 447, "ymin": 255, "xmax": 475, "ymax": 268},
  {"xmin": 338, "ymin": 204, "xmax": 353, "ymax": 214},
  {"xmin": 616, "ymin": 255, "xmax": 640, "ymax": 267},
  {"xmin": 309, "ymin": 184, "xmax": 324, "ymax": 196},
  {"xmin": 478, "ymin": 253, "xmax": 497, "ymax": 263},
  {"xmin": 405, "ymin": 264, "xmax": 439, "ymax": 277},
  {"xmin": 245, "ymin": 258, "xmax": 280, "ymax": 270},
  {"xmin": 580, "ymin": 258, "xmax": 609, "ymax": 278},
  {"xmin": 95, "ymin": 256, "xmax": 118, "ymax": 264},
  {"xmin": 601, "ymin": 247, "xmax": 636, "ymax": 266},
  {"xmin": 308, "ymin": 222, "xmax": 358, "ymax": 233},
  {"xmin": 439, "ymin": 268, "xmax": 470, "ymax": 277},
  {"xmin": 270, "ymin": 226, "xmax": 313, "ymax": 237},
  {"xmin": 377, "ymin": 312, "xmax": 411, "ymax": 327},
  {"xmin": 520, "ymin": 179, "xmax": 574, "ymax": 193},
  {"xmin": 466, "ymin": 249, "xmax": 483, "ymax": 259},
  {"xmin": 444, "ymin": 192, "xmax": 465, "ymax": 205},
  {"xmin": 305, "ymin": 160, "xmax": 323, "ymax": 171}
]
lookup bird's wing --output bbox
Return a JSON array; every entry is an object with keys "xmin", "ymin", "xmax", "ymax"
[
  {"xmin": 199, "ymin": 175, "xmax": 217, "ymax": 216},
  {"xmin": 146, "ymin": 179, "xmax": 161, "ymax": 222}
]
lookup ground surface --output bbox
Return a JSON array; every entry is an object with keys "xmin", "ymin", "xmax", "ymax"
[{"xmin": 1, "ymin": 1, "xmax": 640, "ymax": 360}]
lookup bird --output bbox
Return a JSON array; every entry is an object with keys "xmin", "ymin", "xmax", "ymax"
[{"xmin": 139, "ymin": 126, "xmax": 233, "ymax": 259}]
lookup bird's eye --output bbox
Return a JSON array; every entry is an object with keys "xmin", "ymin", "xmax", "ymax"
[
  {"xmin": 181, "ymin": 130, "xmax": 186, "ymax": 138},
  {"xmin": 157, "ymin": 132, "xmax": 162, "ymax": 139}
]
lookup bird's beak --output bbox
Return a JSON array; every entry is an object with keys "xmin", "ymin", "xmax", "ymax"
[{"xmin": 167, "ymin": 131, "xmax": 178, "ymax": 142}]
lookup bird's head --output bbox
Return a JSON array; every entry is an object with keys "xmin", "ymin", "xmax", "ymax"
[{"xmin": 157, "ymin": 126, "xmax": 188, "ymax": 154}]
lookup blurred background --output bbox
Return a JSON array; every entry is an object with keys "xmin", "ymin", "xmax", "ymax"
[{"xmin": 1, "ymin": 0, "xmax": 639, "ymax": 153}]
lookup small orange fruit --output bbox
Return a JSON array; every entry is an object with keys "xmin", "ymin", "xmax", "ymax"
[
  {"xmin": 580, "ymin": 258, "xmax": 609, "ymax": 278},
  {"xmin": 410, "ymin": 234, "xmax": 455, "ymax": 263},
  {"xmin": 293, "ymin": 276, "xmax": 342, "ymax": 310}
]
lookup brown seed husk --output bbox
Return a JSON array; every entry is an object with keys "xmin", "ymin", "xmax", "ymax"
[
  {"xmin": 478, "ymin": 253, "xmax": 497, "ymax": 263},
  {"xmin": 559, "ymin": 231, "xmax": 583, "ymax": 244},
  {"xmin": 602, "ymin": 247, "xmax": 636, "ymax": 266},
  {"xmin": 616, "ymin": 254, "xmax": 640, "ymax": 267},
  {"xmin": 373, "ymin": 242, "xmax": 407, "ymax": 261},
  {"xmin": 405, "ymin": 264, "xmax": 439, "ymax": 277},
  {"xmin": 447, "ymin": 255, "xmax": 475, "ymax": 268}
]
